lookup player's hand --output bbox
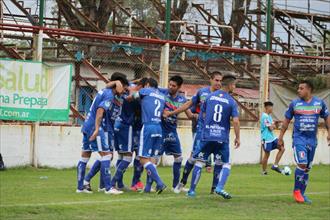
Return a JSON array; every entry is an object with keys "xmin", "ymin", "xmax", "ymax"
[
  {"xmin": 278, "ymin": 138, "xmax": 284, "ymax": 147},
  {"xmin": 234, "ymin": 138, "xmax": 240, "ymax": 149},
  {"xmin": 163, "ymin": 110, "xmax": 171, "ymax": 118},
  {"xmin": 126, "ymin": 95, "xmax": 134, "ymax": 102},
  {"xmin": 89, "ymin": 130, "xmax": 99, "ymax": 141}
]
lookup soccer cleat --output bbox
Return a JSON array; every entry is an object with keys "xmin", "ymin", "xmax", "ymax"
[
  {"xmin": 210, "ymin": 186, "xmax": 215, "ymax": 194},
  {"xmin": 98, "ymin": 188, "xmax": 106, "ymax": 192},
  {"xmin": 117, "ymin": 186, "xmax": 130, "ymax": 192},
  {"xmin": 261, "ymin": 171, "xmax": 268, "ymax": 175},
  {"xmin": 105, "ymin": 187, "xmax": 124, "ymax": 195},
  {"xmin": 186, "ymin": 190, "xmax": 196, "ymax": 198},
  {"xmin": 76, "ymin": 188, "xmax": 92, "ymax": 194},
  {"xmin": 215, "ymin": 189, "xmax": 232, "ymax": 199},
  {"xmin": 156, "ymin": 185, "xmax": 167, "ymax": 194},
  {"xmin": 293, "ymin": 190, "xmax": 305, "ymax": 203},
  {"xmin": 173, "ymin": 182, "xmax": 185, "ymax": 194},
  {"xmin": 303, "ymin": 195, "xmax": 312, "ymax": 205},
  {"xmin": 83, "ymin": 184, "xmax": 93, "ymax": 193},
  {"xmin": 271, "ymin": 165, "xmax": 283, "ymax": 174},
  {"xmin": 136, "ymin": 181, "xmax": 144, "ymax": 190}
]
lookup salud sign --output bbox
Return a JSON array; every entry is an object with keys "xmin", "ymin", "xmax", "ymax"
[{"xmin": 0, "ymin": 59, "xmax": 72, "ymax": 121}]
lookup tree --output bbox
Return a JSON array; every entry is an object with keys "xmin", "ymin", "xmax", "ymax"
[
  {"xmin": 56, "ymin": 0, "xmax": 113, "ymax": 32},
  {"xmin": 218, "ymin": 0, "xmax": 252, "ymax": 46}
]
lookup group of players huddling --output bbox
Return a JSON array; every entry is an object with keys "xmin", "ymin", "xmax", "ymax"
[{"xmin": 76, "ymin": 71, "xmax": 330, "ymax": 204}]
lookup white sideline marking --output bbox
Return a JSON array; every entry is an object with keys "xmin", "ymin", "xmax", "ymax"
[{"xmin": 0, "ymin": 191, "xmax": 328, "ymax": 208}]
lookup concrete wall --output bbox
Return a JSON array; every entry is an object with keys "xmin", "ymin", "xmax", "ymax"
[{"xmin": 0, "ymin": 124, "xmax": 329, "ymax": 168}]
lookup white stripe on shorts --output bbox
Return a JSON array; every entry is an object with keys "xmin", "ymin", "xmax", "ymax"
[
  {"xmin": 138, "ymin": 125, "xmax": 144, "ymax": 156},
  {"xmin": 128, "ymin": 125, "xmax": 133, "ymax": 152},
  {"xmin": 96, "ymin": 136, "xmax": 102, "ymax": 152}
]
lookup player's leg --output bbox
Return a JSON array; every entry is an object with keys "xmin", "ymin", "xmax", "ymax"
[
  {"xmin": 215, "ymin": 142, "xmax": 232, "ymax": 199},
  {"xmin": 131, "ymin": 129, "xmax": 144, "ymax": 190},
  {"xmin": 261, "ymin": 146, "xmax": 270, "ymax": 175},
  {"xmin": 76, "ymin": 133, "xmax": 92, "ymax": 193},
  {"xmin": 111, "ymin": 124, "xmax": 133, "ymax": 190},
  {"xmin": 139, "ymin": 125, "xmax": 166, "ymax": 194},
  {"xmin": 271, "ymin": 139, "xmax": 284, "ymax": 173},
  {"xmin": 292, "ymin": 145, "xmax": 308, "ymax": 203},
  {"xmin": 187, "ymin": 141, "xmax": 209, "ymax": 197},
  {"xmin": 211, "ymin": 159, "xmax": 222, "ymax": 194},
  {"xmin": 300, "ymin": 145, "xmax": 316, "ymax": 204},
  {"xmin": 205, "ymin": 154, "xmax": 212, "ymax": 173}
]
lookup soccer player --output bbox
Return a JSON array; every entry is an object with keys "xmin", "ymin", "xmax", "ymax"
[
  {"xmin": 111, "ymin": 78, "xmax": 148, "ymax": 191},
  {"xmin": 132, "ymin": 78, "xmax": 167, "ymax": 194},
  {"xmin": 76, "ymin": 75, "xmax": 128, "ymax": 195},
  {"xmin": 260, "ymin": 101, "xmax": 285, "ymax": 175},
  {"xmin": 187, "ymin": 74, "xmax": 240, "ymax": 199},
  {"xmin": 158, "ymin": 75, "xmax": 194, "ymax": 191},
  {"xmin": 164, "ymin": 71, "xmax": 222, "ymax": 194},
  {"xmin": 278, "ymin": 80, "xmax": 330, "ymax": 204}
]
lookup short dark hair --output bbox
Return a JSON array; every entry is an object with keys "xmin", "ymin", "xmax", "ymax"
[
  {"xmin": 221, "ymin": 74, "xmax": 237, "ymax": 86},
  {"xmin": 299, "ymin": 80, "xmax": 314, "ymax": 92},
  {"xmin": 110, "ymin": 72, "xmax": 127, "ymax": 81},
  {"xmin": 169, "ymin": 75, "xmax": 183, "ymax": 86},
  {"xmin": 264, "ymin": 101, "xmax": 274, "ymax": 107},
  {"xmin": 147, "ymin": 78, "xmax": 158, "ymax": 88},
  {"xmin": 110, "ymin": 74, "xmax": 129, "ymax": 87},
  {"xmin": 137, "ymin": 77, "xmax": 149, "ymax": 87},
  {"xmin": 210, "ymin": 71, "xmax": 222, "ymax": 79}
]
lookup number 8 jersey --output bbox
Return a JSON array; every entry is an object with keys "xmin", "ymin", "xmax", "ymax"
[
  {"xmin": 201, "ymin": 90, "xmax": 239, "ymax": 143},
  {"xmin": 139, "ymin": 88, "xmax": 165, "ymax": 124}
]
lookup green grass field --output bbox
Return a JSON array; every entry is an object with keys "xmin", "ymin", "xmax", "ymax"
[{"xmin": 0, "ymin": 165, "xmax": 329, "ymax": 220}]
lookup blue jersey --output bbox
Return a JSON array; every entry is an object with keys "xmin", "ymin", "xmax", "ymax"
[
  {"xmin": 139, "ymin": 88, "xmax": 165, "ymax": 124},
  {"xmin": 81, "ymin": 89, "xmax": 114, "ymax": 134},
  {"xmin": 159, "ymin": 88, "xmax": 187, "ymax": 132},
  {"xmin": 104, "ymin": 95, "xmax": 123, "ymax": 132},
  {"xmin": 118, "ymin": 91, "xmax": 139, "ymax": 125},
  {"xmin": 260, "ymin": 113, "xmax": 276, "ymax": 142},
  {"xmin": 191, "ymin": 87, "xmax": 213, "ymax": 128},
  {"xmin": 285, "ymin": 97, "xmax": 329, "ymax": 146},
  {"xmin": 201, "ymin": 90, "xmax": 239, "ymax": 143}
]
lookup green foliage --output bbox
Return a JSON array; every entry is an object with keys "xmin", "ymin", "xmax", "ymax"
[
  {"xmin": 1, "ymin": 165, "xmax": 329, "ymax": 219},
  {"xmin": 297, "ymin": 75, "xmax": 329, "ymax": 91}
]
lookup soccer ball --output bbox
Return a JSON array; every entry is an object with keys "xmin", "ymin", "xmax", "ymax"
[{"xmin": 282, "ymin": 166, "xmax": 291, "ymax": 176}]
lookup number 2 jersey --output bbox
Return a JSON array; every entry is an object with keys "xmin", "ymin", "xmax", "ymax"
[
  {"xmin": 138, "ymin": 88, "xmax": 165, "ymax": 124},
  {"xmin": 285, "ymin": 96, "xmax": 329, "ymax": 146},
  {"xmin": 201, "ymin": 90, "xmax": 239, "ymax": 143}
]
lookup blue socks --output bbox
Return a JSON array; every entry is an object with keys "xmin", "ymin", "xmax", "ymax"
[
  {"xmin": 189, "ymin": 162, "xmax": 203, "ymax": 192},
  {"xmin": 144, "ymin": 162, "xmax": 164, "ymax": 188},
  {"xmin": 77, "ymin": 157, "xmax": 89, "ymax": 190},
  {"xmin": 111, "ymin": 156, "xmax": 132, "ymax": 188},
  {"xmin": 84, "ymin": 159, "xmax": 101, "ymax": 183},
  {"xmin": 181, "ymin": 158, "xmax": 195, "ymax": 185},
  {"xmin": 301, "ymin": 172, "xmax": 309, "ymax": 195},
  {"xmin": 173, "ymin": 157, "xmax": 183, "ymax": 188},
  {"xmin": 144, "ymin": 174, "xmax": 153, "ymax": 192},
  {"xmin": 100, "ymin": 155, "xmax": 112, "ymax": 191},
  {"xmin": 132, "ymin": 157, "xmax": 143, "ymax": 186},
  {"xmin": 216, "ymin": 164, "xmax": 231, "ymax": 192},
  {"xmin": 294, "ymin": 167, "xmax": 305, "ymax": 191},
  {"xmin": 212, "ymin": 163, "xmax": 223, "ymax": 189}
]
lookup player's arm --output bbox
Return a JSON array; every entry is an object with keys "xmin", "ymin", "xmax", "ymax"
[
  {"xmin": 233, "ymin": 117, "xmax": 240, "ymax": 149},
  {"xmin": 325, "ymin": 116, "xmax": 330, "ymax": 146},
  {"xmin": 278, "ymin": 102, "xmax": 294, "ymax": 147},
  {"xmin": 106, "ymin": 80, "xmax": 124, "ymax": 94},
  {"xmin": 164, "ymin": 99, "xmax": 193, "ymax": 118},
  {"xmin": 89, "ymin": 108, "xmax": 105, "ymax": 141},
  {"xmin": 184, "ymin": 109, "xmax": 195, "ymax": 120},
  {"xmin": 320, "ymin": 100, "xmax": 330, "ymax": 146}
]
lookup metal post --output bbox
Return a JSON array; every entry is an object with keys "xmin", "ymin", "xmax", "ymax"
[
  {"xmin": 259, "ymin": 54, "xmax": 270, "ymax": 163},
  {"xmin": 165, "ymin": 0, "xmax": 171, "ymax": 40},
  {"xmin": 266, "ymin": 0, "xmax": 272, "ymax": 51},
  {"xmin": 31, "ymin": 0, "xmax": 45, "ymax": 168},
  {"xmin": 0, "ymin": 0, "xmax": 3, "ymax": 42},
  {"xmin": 160, "ymin": 43, "xmax": 169, "ymax": 88}
]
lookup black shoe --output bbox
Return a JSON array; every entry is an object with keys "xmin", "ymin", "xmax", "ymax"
[
  {"xmin": 261, "ymin": 171, "xmax": 268, "ymax": 175},
  {"xmin": 271, "ymin": 165, "xmax": 282, "ymax": 174},
  {"xmin": 83, "ymin": 183, "xmax": 93, "ymax": 193},
  {"xmin": 0, "ymin": 154, "xmax": 5, "ymax": 171},
  {"xmin": 156, "ymin": 185, "xmax": 167, "ymax": 195},
  {"xmin": 210, "ymin": 186, "xmax": 215, "ymax": 194}
]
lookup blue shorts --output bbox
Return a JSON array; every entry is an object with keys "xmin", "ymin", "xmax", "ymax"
[
  {"xmin": 262, "ymin": 138, "xmax": 279, "ymax": 152},
  {"xmin": 114, "ymin": 121, "xmax": 134, "ymax": 153},
  {"xmin": 107, "ymin": 131, "xmax": 114, "ymax": 152},
  {"xmin": 82, "ymin": 128, "xmax": 110, "ymax": 152},
  {"xmin": 159, "ymin": 130, "xmax": 182, "ymax": 156},
  {"xmin": 293, "ymin": 144, "xmax": 316, "ymax": 169},
  {"xmin": 193, "ymin": 141, "xmax": 230, "ymax": 163},
  {"xmin": 138, "ymin": 124, "xmax": 162, "ymax": 158},
  {"xmin": 191, "ymin": 128, "xmax": 202, "ymax": 154}
]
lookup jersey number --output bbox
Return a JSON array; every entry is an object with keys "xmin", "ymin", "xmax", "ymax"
[
  {"xmin": 213, "ymin": 104, "xmax": 223, "ymax": 122},
  {"xmin": 154, "ymin": 99, "xmax": 161, "ymax": 117}
]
